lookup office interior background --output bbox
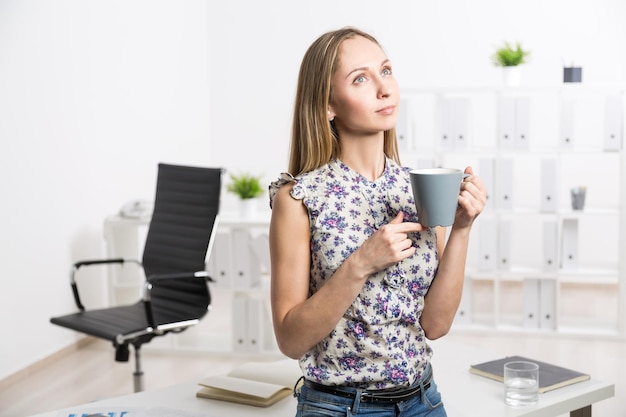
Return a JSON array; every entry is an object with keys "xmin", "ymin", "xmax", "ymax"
[{"xmin": 1, "ymin": 0, "xmax": 625, "ymax": 407}]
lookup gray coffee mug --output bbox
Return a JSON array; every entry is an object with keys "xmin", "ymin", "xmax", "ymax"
[{"xmin": 410, "ymin": 168, "xmax": 467, "ymax": 227}]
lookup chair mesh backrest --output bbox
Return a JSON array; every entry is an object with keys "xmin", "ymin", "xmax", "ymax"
[{"xmin": 142, "ymin": 163, "xmax": 222, "ymax": 325}]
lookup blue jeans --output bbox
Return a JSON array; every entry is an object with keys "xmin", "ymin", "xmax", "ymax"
[{"xmin": 294, "ymin": 365, "xmax": 446, "ymax": 417}]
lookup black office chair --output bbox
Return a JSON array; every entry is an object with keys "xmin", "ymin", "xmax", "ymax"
[{"xmin": 51, "ymin": 163, "xmax": 223, "ymax": 392}]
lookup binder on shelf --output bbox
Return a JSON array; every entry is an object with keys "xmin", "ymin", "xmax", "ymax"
[
  {"xmin": 495, "ymin": 158, "xmax": 513, "ymax": 210},
  {"xmin": 211, "ymin": 231, "xmax": 233, "ymax": 288},
  {"xmin": 498, "ymin": 219, "xmax": 511, "ymax": 271},
  {"xmin": 540, "ymin": 279, "xmax": 557, "ymax": 330},
  {"xmin": 440, "ymin": 97, "xmax": 455, "ymax": 150},
  {"xmin": 231, "ymin": 229, "xmax": 261, "ymax": 289},
  {"xmin": 232, "ymin": 293, "xmax": 274, "ymax": 353},
  {"xmin": 250, "ymin": 233, "xmax": 271, "ymax": 273},
  {"xmin": 543, "ymin": 220, "xmax": 558, "ymax": 272},
  {"xmin": 560, "ymin": 97, "xmax": 576, "ymax": 150},
  {"xmin": 396, "ymin": 98, "xmax": 414, "ymax": 152},
  {"xmin": 515, "ymin": 96, "xmax": 531, "ymax": 150},
  {"xmin": 523, "ymin": 278, "xmax": 540, "ymax": 329},
  {"xmin": 232, "ymin": 294, "xmax": 249, "ymax": 352},
  {"xmin": 440, "ymin": 97, "xmax": 470, "ymax": 150},
  {"xmin": 561, "ymin": 218, "xmax": 579, "ymax": 270},
  {"xmin": 453, "ymin": 97, "xmax": 471, "ymax": 150},
  {"xmin": 478, "ymin": 218, "xmax": 498, "ymax": 271},
  {"xmin": 540, "ymin": 158, "xmax": 558, "ymax": 213},
  {"xmin": 604, "ymin": 94, "xmax": 623, "ymax": 151},
  {"xmin": 245, "ymin": 296, "xmax": 264, "ymax": 352},
  {"xmin": 498, "ymin": 96, "xmax": 516, "ymax": 151}
]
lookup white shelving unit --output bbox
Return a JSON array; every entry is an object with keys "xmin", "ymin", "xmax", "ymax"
[{"xmin": 401, "ymin": 85, "xmax": 625, "ymax": 338}]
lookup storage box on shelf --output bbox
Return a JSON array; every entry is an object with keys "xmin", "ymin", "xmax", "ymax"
[
  {"xmin": 103, "ymin": 213, "xmax": 277, "ymax": 354},
  {"xmin": 401, "ymin": 86, "xmax": 625, "ymax": 338}
]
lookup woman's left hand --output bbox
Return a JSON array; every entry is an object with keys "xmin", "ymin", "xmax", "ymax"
[{"xmin": 454, "ymin": 166, "xmax": 487, "ymax": 229}]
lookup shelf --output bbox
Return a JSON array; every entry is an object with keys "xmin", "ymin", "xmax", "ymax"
[{"xmin": 418, "ymin": 85, "xmax": 625, "ymax": 339}]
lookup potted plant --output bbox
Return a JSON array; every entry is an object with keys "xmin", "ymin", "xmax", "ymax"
[
  {"xmin": 491, "ymin": 42, "xmax": 530, "ymax": 86},
  {"xmin": 227, "ymin": 172, "xmax": 264, "ymax": 217}
]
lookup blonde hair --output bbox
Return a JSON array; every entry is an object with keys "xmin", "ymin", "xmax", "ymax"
[{"xmin": 288, "ymin": 27, "xmax": 400, "ymax": 177}]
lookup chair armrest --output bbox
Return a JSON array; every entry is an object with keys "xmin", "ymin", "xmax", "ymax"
[
  {"xmin": 142, "ymin": 271, "xmax": 214, "ymax": 328},
  {"xmin": 71, "ymin": 258, "xmax": 141, "ymax": 311}
]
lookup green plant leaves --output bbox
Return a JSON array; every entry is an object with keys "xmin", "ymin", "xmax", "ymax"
[
  {"xmin": 492, "ymin": 42, "xmax": 530, "ymax": 67},
  {"xmin": 227, "ymin": 173, "xmax": 264, "ymax": 199}
]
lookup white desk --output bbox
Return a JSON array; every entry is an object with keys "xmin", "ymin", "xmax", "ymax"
[
  {"xmin": 429, "ymin": 339, "xmax": 615, "ymax": 417},
  {"xmin": 30, "ymin": 340, "xmax": 613, "ymax": 417}
]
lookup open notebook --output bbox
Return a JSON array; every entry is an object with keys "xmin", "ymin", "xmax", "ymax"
[
  {"xmin": 470, "ymin": 355, "xmax": 590, "ymax": 393},
  {"xmin": 196, "ymin": 359, "xmax": 302, "ymax": 407}
]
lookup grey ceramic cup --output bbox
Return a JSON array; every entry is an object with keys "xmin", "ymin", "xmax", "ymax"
[{"xmin": 409, "ymin": 168, "xmax": 467, "ymax": 227}]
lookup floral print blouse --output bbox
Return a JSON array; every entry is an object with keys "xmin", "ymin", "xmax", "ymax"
[{"xmin": 269, "ymin": 158, "xmax": 439, "ymax": 390}]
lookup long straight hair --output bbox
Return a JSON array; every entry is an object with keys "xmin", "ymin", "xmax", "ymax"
[{"xmin": 288, "ymin": 27, "xmax": 400, "ymax": 177}]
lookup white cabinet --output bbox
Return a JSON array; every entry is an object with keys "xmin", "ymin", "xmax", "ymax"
[
  {"xmin": 402, "ymin": 86, "xmax": 625, "ymax": 338},
  {"xmin": 103, "ymin": 213, "xmax": 277, "ymax": 353}
]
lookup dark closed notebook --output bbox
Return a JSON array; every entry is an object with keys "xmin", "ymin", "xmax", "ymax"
[{"xmin": 469, "ymin": 355, "xmax": 590, "ymax": 393}]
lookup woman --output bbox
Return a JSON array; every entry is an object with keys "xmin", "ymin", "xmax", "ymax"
[{"xmin": 269, "ymin": 27, "xmax": 486, "ymax": 416}]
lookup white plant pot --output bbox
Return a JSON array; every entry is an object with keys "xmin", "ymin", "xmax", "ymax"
[
  {"xmin": 502, "ymin": 66, "xmax": 522, "ymax": 87},
  {"xmin": 239, "ymin": 198, "xmax": 257, "ymax": 218}
]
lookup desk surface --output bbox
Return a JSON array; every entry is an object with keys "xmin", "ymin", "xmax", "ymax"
[{"xmin": 31, "ymin": 339, "xmax": 614, "ymax": 417}]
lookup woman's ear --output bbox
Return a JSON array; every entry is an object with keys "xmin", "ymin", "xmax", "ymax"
[{"xmin": 327, "ymin": 108, "xmax": 336, "ymax": 122}]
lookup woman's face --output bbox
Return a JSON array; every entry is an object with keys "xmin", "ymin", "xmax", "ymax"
[{"xmin": 329, "ymin": 35, "xmax": 399, "ymax": 137}]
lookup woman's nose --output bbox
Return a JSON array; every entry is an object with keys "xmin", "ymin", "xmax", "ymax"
[{"xmin": 377, "ymin": 79, "xmax": 392, "ymax": 99}]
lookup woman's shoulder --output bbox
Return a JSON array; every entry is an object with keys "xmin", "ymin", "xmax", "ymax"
[{"xmin": 268, "ymin": 163, "xmax": 333, "ymax": 208}]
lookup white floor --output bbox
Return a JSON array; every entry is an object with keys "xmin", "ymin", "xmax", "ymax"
[{"xmin": 0, "ymin": 329, "xmax": 623, "ymax": 417}]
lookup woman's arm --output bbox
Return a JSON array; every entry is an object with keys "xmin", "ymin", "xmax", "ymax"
[
  {"xmin": 420, "ymin": 166, "xmax": 487, "ymax": 340},
  {"xmin": 269, "ymin": 183, "xmax": 423, "ymax": 359}
]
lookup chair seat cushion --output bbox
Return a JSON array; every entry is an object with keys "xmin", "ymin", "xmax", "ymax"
[{"xmin": 50, "ymin": 302, "xmax": 150, "ymax": 342}]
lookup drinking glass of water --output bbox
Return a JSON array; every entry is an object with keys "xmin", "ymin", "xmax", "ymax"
[{"xmin": 504, "ymin": 361, "xmax": 539, "ymax": 407}]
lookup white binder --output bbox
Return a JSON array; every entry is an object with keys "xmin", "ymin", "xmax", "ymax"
[
  {"xmin": 515, "ymin": 96, "xmax": 531, "ymax": 150},
  {"xmin": 561, "ymin": 218, "xmax": 579, "ymax": 270},
  {"xmin": 245, "ymin": 296, "xmax": 265, "ymax": 352},
  {"xmin": 523, "ymin": 278, "xmax": 540, "ymax": 329},
  {"xmin": 232, "ymin": 229, "xmax": 261, "ymax": 289},
  {"xmin": 539, "ymin": 279, "xmax": 557, "ymax": 330},
  {"xmin": 453, "ymin": 97, "xmax": 471, "ymax": 150},
  {"xmin": 540, "ymin": 158, "xmax": 558, "ymax": 213},
  {"xmin": 232, "ymin": 294, "xmax": 249, "ymax": 352},
  {"xmin": 498, "ymin": 219, "xmax": 511, "ymax": 271},
  {"xmin": 396, "ymin": 97, "xmax": 414, "ymax": 152},
  {"xmin": 495, "ymin": 158, "xmax": 514, "ymax": 210},
  {"xmin": 440, "ymin": 97, "xmax": 455, "ymax": 150},
  {"xmin": 560, "ymin": 97, "xmax": 576, "ymax": 150},
  {"xmin": 440, "ymin": 97, "xmax": 470, "ymax": 150},
  {"xmin": 543, "ymin": 220, "xmax": 558, "ymax": 272},
  {"xmin": 478, "ymin": 218, "xmax": 498, "ymax": 271},
  {"xmin": 604, "ymin": 94, "xmax": 623, "ymax": 151},
  {"xmin": 211, "ymin": 231, "xmax": 233, "ymax": 288},
  {"xmin": 498, "ymin": 96, "xmax": 516, "ymax": 151}
]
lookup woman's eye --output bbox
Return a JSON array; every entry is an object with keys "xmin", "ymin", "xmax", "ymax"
[
  {"xmin": 354, "ymin": 75, "xmax": 366, "ymax": 84},
  {"xmin": 382, "ymin": 67, "xmax": 392, "ymax": 76}
]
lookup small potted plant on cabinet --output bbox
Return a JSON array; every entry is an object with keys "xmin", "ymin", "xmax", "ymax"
[
  {"xmin": 227, "ymin": 172, "xmax": 264, "ymax": 218},
  {"xmin": 491, "ymin": 41, "xmax": 530, "ymax": 87}
]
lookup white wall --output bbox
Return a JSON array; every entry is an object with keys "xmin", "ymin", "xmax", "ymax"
[
  {"xmin": 1, "ymin": 0, "xmax": 625, "ymax": 381},
  {"xmin": 0, "ymin": 0, "xmax": 212, "ymax": 380}
]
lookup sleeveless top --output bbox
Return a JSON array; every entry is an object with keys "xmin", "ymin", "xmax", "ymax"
[{"xmin": 269, "ymin": 158, "xmax": 439, "ymax": 390}]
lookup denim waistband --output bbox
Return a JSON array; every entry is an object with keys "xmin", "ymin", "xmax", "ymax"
[{"xmin": 303, "ymin": 365, "xmax": 433, "ymax": 404}]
